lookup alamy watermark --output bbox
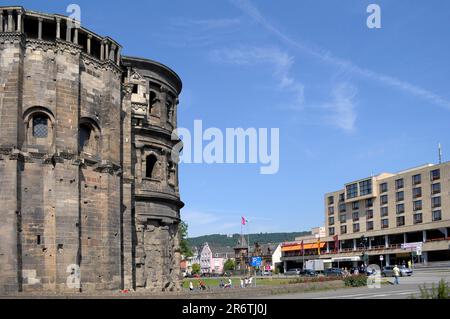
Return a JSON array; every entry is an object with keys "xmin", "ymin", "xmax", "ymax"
[
  {"xmin": 171, "ymin": 120, "xmax": 280, "ymax": 175},
  {"xmin": 367, "ymin": 4, "xmax": 381, "ymax": 29}
]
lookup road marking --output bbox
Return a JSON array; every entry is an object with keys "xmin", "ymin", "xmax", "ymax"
[
  {"xmin": 355, "ymin": 294, "xmax": 387, "ymax": 298},
  {"xmin": 314, "ymin": 289, "xmax": 418, "ymax": 299}
]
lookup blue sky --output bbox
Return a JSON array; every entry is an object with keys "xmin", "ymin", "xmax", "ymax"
[{"xmin": 8, "ymin": 0, "xmax": 450, "ymax": 237}]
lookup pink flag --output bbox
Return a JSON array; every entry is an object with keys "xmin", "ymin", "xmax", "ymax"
[{"xmin": 241, "ymin": 217, "xmax": 248, "ymax": 225}]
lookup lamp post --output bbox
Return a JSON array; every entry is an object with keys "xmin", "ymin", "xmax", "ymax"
[{"xmin": 359, "ymin": 235, "xmax": 369, "ymax": 271}]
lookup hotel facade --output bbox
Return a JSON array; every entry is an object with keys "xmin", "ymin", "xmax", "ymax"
[{"xmin": 281, "ymin": 162, "xmax": 450, "ymax": 269}]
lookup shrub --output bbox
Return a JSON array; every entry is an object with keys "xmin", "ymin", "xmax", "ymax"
[
  {"xmin": 344, "ymin": 275, "xmax": 367, "ymax": 287},
  {"xmin": 419, "ymin": 279, "xmax": 449, "ymax": 299}
]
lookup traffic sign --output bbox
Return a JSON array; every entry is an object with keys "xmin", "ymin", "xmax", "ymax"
[
  {"xmin": 379, "ymin": 255, "xmax": 384, "ymax": 261},
  {"xmin": 250, "ymin": 257, "xmax": 262, "ymax": 267}
]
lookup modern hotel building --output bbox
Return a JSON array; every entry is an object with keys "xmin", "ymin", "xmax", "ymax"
[{"xmin": 281, "ymin": 161, "xmax": 450, "ymax": 268}]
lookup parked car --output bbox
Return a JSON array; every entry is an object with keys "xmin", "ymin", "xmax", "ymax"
[
  {"xmin": 261, "ymin": 270, "xmax": 272, "ymax": 276},
  {"xmin": 284, "ymin": 268, "xmax": 301, "ymax": 276},
  {"xmin": 323, "ymin": 268, "xmax": 344, "ymax": 277},
  {"xmin": 381, "ymin": 265, "xmax": 413, "ymax": 277},
  {"xmin": 366, "ymin": 267, "xmax": 378, "ymax": 276},
  {"xmin": 300, "ymin": 269, "xmax": 318, "ymax": 277}
]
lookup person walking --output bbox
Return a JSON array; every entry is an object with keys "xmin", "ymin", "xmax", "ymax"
[
  {"xmin": 189, "ymin": 281, "xmax": 194, "ymax": 291},
  {"xmin": 393, "ymin": 265, "xmax": 400, "ymax": 285},
  {"xmin": 240, "ymin": 277, "xmax": 244, "ymax": 288}
]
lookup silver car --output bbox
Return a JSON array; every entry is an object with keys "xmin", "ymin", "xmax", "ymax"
[{"xmin": 381, "ymin": 265, "xmax": 413, "ymax": 277}]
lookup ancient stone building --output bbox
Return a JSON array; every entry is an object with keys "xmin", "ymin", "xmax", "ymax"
[{"xmin": 0, "ymin": 6, "xmax": 183, "ymax": 294}]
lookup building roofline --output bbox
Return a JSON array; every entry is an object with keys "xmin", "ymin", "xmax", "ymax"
[{"xmin": 122, "ymin": 55, "xmax": 182, "ymax": 94}]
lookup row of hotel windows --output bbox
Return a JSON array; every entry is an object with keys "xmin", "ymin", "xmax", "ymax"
[
  {"xmin": 329, "ymin": 196, "xmax": 442, "ymax": 224},
  {"xmin": 328, "ymin": 210, "xmax": 443, "ymax": 235},
  {"xmin": 328, "ymin": 188, "xmax": 441, "ymax": 216},
  {"xmin": 379, "ymin": 170, "xmax": 440, "ymax": 193},
  {"xmin": 328, "ymin": 169, "xmax": 441, "ymax": 205}
]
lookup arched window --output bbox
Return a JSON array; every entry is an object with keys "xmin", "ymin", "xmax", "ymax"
[
  {"xmin": 24, "ymin": 107, "xmax": 55, "ymax": 149},
  {"xmin": 32, "ymin": 115, "xmax": 48, "ymax": 138},
  {"xmin": 146, "ymin": 154, "xmax": 157, "ymax": 178},
  {"xmin": 79, "ymin": 124, "xmax": 92, "ymax": 152},
  {"xmin": 78, "ymin": 118, "xmax": 100, "ymax": 155}
]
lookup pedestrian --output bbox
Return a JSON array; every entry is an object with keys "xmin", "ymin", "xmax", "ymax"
[
  {"xmin": 244, "ymin": 277, "xmax": 248, "ymax": 287},
  {"xmin": 393, "ymin": 264, "xmax": 400, "ymax": 285},
  {"xmin": 240, "ymin": 277, "xmax": 244, "ymax": 288},
  {"xmin": 219, "ymin": 279, "xmax": 224, "ymax": 288},
  {"xmin": 189, "ymin": 281, "xmax": 194, "ymax": 291},
  {"xmin": 408, "ymin": 260, "xmax": 412, "ymax": 269},
  {"xmin": 224, "ymin": 278, "xmax": 232, "ymax": 289}
]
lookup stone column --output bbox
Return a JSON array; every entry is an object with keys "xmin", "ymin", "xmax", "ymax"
[
  {"xmin": 445, "ymin": 228, "xmax": 448, "ymax": 238},
  {"xmin": 403, "ymin": 233, "xmax": 407, "ymax": 245},
  {"xmin": 386, "ymin": 254, "xmax": 390, "ymax": 266},
  {"xmin": 109, "ymin": 43, "xmax": 116, "ymax": 61},
  {"xmin": 0, "ymin": 11, "xmax": 3, "ymax": 32},
  {"xmin": 73, "ymin": 28, "xmax": 78, "ymax": 45},
  {"xmin": 422, "ymin": 230, "xmax": 427, "ymax": 242},
  {"xmin": 7, "ymin": 10, "xmax": 13, "ymax": 32},
  {"xmin": 16, "ymin": 11, "xmax": 22, "ymax": 32},
  {"xmin": 368, "ymin": 238, "xmax": 372, "ymax": 249},
  {"xmin": 66, "ymin": 25, "xmax": 72, "ymax": 42},
  {"xmin": 385, "ymin": 235, "xmax": 389, "ymax": 248},
  {"xmin": 326, "ymin": 241, "xmax": 330, "ymax": 253},
  {"xmin": 283, "ymin": 261, "xmax": 287, "ymax": 273},
  {"xmin": 55, "ymin": 17, "xmax": 61, "ymax": 39},
  {"xmin": 159, "ymin": 86, "xmax": 168, "ymax": 126},
  {"xmin": 87, "ymin": 34, "xmax": 92, "ymax": 54},
  {"xmin": 38, "ymin": 18, "xmax": 43, "ymax": 40},
  {"xmin": 105, "ymin": 41, "xmax": 109, "ymax": 60},
  {"xmin": 116, "ymin": 47, "xmax": 121, "ymax": 65},
  {"xmin": 100, "ymin": 41, "xmax": 105, "ymax": 60},
  {"xmin": 353, "ymin": 238, "xmax": 357, "ymax": 251}
]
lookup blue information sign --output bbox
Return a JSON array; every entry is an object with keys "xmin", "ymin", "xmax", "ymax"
[{"xmin": 250, "ymin": 257, "xmax": 262, "ymax": 267}]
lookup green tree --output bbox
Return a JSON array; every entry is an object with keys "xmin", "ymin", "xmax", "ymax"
[
  {"xmin": 223, "ymin": 259, "xmax": 235, "ymax": 271},
  {"xmin": 191, "ymin": 263, "xmax": 201, "ymax": 275},
  {"xmin": 180, "ymin": 220, "xmax": 193, "ymax": 257}
]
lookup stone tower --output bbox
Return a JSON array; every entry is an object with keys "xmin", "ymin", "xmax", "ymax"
[{"xmin": 0, "ymin": 6, "xmax": 183, "ymax": 294}]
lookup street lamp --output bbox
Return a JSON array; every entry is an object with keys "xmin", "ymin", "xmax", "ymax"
[{"xmin": 359, "ymin": 236, "xmax": 369, "ymax": 268}]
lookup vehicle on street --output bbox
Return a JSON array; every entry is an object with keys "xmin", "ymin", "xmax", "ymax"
[
  {"xmin": 261, "ymin": 270, "xmax": 272, "ymax": 276},
  {"xmin": 300, "ymin": 269, "xmax": 318, "ymax": 277},
  {"xmin": 284, "ymin": 268, "xmax": 301, "ymax": 276},
  {"xmin": 381, "ymin": 265, "xmax": 413, "ymax": 277},
  {"xmin": 305, "ymin": 259, "xmax": 325, "ymax": 272},
  {"xmin": 323, "ymin": 268, "xmax": 344, "ymax": 277}
]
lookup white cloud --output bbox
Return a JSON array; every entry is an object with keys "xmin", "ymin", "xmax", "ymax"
[
  {"xmin": 175, "ymin": 18, "xmax": 241, "ymax": 29},
  {"xmin": 182, "ymin": 208, "xmax": 277, "ymax": 237},
  {"xmin": 322, "ymin": 82, "xmax": 357, "ymax": 132},
  {"xmin": 230, "ymin": 0, "xmax": 450, "ymax": 110},
  {"xmin": 183, "ymin": 210, "xmax": 220, "ymax": 226},
  {"xmin": 209, "ymin": 46, "xmax": 304, "ymax": 109}
]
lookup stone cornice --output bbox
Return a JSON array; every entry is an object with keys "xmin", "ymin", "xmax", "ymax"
[
  {"xmin": 135, "ymin": 191, "xmax": 184, "ymax": 209},
  {"xmin": 0, "ymin": 32, "xmax": 25, "ymax": 45}
]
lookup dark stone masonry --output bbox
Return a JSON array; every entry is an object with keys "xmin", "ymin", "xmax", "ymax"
[{"xmin": 0, "ymin": 6, "xmax": 184, "ymax": 294}]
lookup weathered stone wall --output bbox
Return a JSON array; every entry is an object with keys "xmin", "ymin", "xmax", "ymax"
[
  {"xmin": 0, "ymin": 32, "xmax": 24, "ymax": 294},
  {"xmin": 0, "ymin": 7, "xmax": 183, "ymax": 295}
]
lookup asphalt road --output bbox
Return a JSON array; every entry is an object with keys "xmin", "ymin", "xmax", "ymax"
[{"xmin": 260, "ymin": 268, "xmax": 450, "ymax": 299}]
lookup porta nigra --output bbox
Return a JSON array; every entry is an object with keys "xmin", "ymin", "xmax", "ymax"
[{"xmin": 0, "ymin": 6, "xmax": 184, "ymax": 294}]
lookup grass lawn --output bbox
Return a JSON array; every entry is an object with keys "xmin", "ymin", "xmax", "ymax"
[{"xmin": 182, "ymin": 277, "xmax": 299, "ymax": 289}]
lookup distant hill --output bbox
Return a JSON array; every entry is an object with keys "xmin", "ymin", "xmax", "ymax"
[{"xmin": 188, "ymin": 231, "xmax": 311, "ymax": 248}]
